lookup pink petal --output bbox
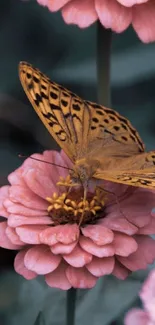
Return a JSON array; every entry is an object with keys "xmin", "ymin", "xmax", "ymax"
[
  {"xmin": 40, "ymin": 227, "xmax": 59, "ymax": 245},
  {"xmin": 66, "ymin": 266, "xmax": 97, "ymax": 288},
  {"xmin": 14, "ymin": 250, "xmax": 37, "ymax": 280},
  {"xmin": 118, "ymin": 236, "xmax": 155, "ymax": 271},
  {"xmin": 112, "ymin": 260, "xmax": 130, "ymax": 279},
  {"xmin": 0, "ymin": 222, "xmax": 23, "ymax": 249},
  {"xmin": 8, "ymin": 167, "xmax": 26, "ymax": 186},
  {"xmin": 140, "ymin": 270, "xmax": 155, "ymax": 321},
  {"xmin": 132, "ymin": 1, "xmax": 155, "ymax": 43},
  {"xmin": 81, "ymin": 224, "xmax": 114, "ymax": 245},
  {"xmin": 95, "ymin": 0, "xmax": 132, "ymax": 33},
  {"xmin": 8, "ymin": 214, "xmax": 52, "ymax": 227},
  {"xmin": 37, "ymin": 0, "xmax": 48, "ymax": 6},
  {"xmin": 40, "ymin": 224, "xmax": 79, "ymax": 246},
  {"xmin": 117, "ymin": 0, "xmax": 149, "ymax": 7},
  {"xmin": 9, "ymin": 185, "xmax": 48, "ymax": 210},
  {"xmin": 0, "ymin": 185, "xmax": 10, "ymax": 217},
  {"xmin": 124, "ymin": 309, "xmax": 150, "ymax": 325},
  {"xmin": 24, "ymin": 245, "xmax": 61, "ymax": 274},
  {"xmin": 55, "ymin": 224, "xmax": 79, "ymax": 244},
  {"xmin": 42, "ymin": 150, "xmax": 70, "ymax": 182},
  {"xmin": 123, "ymin": 189, "xmax": 155, "ymax": 226},
  {"xmin": 46, "ymin": 0, "xmax": 71, "ymax": 12},
  {"xmin": 79, "ymin": 236, "xmax": 114, "ymax": 257},
  {"xmin": 101, "ymin": 215, "xmax": 138, "ymax": 235},
  {"xmin": 6, "ymin": 226, "xmax": 24, "ymax": 245},
  {"xmin": 86, "ymin": 256, "xmax": 114, "ymax": 276},
  {"xmin": 138, "ymin": 217, "xmax": 155, "ymax": 235},
  {"xmin": 62, "ymin": 0, "xmax": 98, "ymax": 28},
  {"xmin": 23, "ymin": 168, "xmax": 57, "ymax": 199},
  {"xmin": 63, "ymin": 244, "xmax": 92, "ymax": 267},
  {"xmin": 16, "ymin": 225, "xmax": 47, "ymax": 244},
  {"xmin": 113, "ymin": 233, "xmax": 138, "ymax": 256},
  {"xmin": 50, "ymin": 241, "xmax": 77, "ymax": 254},
  {"xmin": 4, "ymin": 200, "xmax": 48, "ymax": 217},
  {"xmin": 45, "ymin": 262, "xmax": 71, "ymax": 290}
]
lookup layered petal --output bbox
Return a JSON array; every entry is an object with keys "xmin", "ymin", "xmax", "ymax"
[
  {"xmin": 0, "ymin": 149, "xmax": 155, "ymax": 290},
  {"xmin": 95, "ymin": 0, "xmax": 132, "ymax": 32},
  {"xmin": 62, "ymin": 0, "xmax": 98, "ymax": 28},
  {"xmin": 132, "ymin": 1, "xmax": 155, "ymax": 43}
]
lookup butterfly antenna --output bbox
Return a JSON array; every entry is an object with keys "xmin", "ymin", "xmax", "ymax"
[{"xmin": 18, "ymin": 154, "xmax": 73, "ymax": 172}]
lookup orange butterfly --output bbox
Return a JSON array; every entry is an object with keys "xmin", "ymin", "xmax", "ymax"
[{"xmin": 19, "ymin": 61, "xmax": 155, "ymax": 203}]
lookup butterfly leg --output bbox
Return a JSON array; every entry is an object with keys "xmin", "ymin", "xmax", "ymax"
[{"xmin": 78, "ymin": 185, "xmax": 88, "ymax": 226}]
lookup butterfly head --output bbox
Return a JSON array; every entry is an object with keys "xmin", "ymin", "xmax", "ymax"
[{"xmin": 70, "ymin": 158, "xmax": 94, "ymax": 189}]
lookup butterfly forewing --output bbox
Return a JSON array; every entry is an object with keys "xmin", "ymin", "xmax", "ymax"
[{"xmin": 19, "ymin": 61, "xmax": 90, "ymax": 162}]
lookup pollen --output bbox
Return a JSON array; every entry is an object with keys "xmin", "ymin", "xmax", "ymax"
[{"xmin": 46, "ymin": 176, "xmax": 106, "ymax": 226}]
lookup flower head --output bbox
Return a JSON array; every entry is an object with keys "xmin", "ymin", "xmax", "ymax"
[
  {"xmin": 37, "ymin": 0, "xmax": 155, "ymax": 43},
  {"xmin": 0, "ymin": 150, "xmax": 155, "ymax": 290},
  {"xmin": 124, "ymin": 269, "xmax": 155, "ymax": 325}
]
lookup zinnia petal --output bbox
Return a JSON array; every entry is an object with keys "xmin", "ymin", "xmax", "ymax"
[
  {"xmin": 66, "ymin": 266, "xmax": 97, "ymax": 288},
  {"xmin": 95, "ymin": 0, "xmax": 132, "ymax": 33},
  {"xmin": 16, "ymin": 225, "xmax": 47, "ymax": 244},
  {"xmin": 62, "ymin": 0, "xmax": 98, "ymax": 28},
  {"xmin": 81, "ymin": 224, "xmax": 114, "ymax": 245},
  {"xmin": 63, "ymin": 244, "xmax": 92, "ymax": 267},
  {"xmin": 50, "ymin": 241, "xmax": 77, "ymax": 254},
  {"xmin": 14, "ymin": 250, "xmax": 37, "ymax": 280},
  {"xmin": 140, "ymin": 270, "xmax": 155, "ymax": 321},
  {"xmin": 45, "ymin": 262, "xmax": 71, "ymax": 290},
  {"xmin": 113, "ymin": 232, "xmax": 138, "ymax": 256},
  {"xmin": 0, "ymin": 186, "xmax": 10, "ymax": 217},
  {"xmin": 124, "ymin": 309, "xmax": 150, "ymax": 325},
  {"xmin": 8, "ymin": 214, "xmax": 52, "ymax": 227},
  {"xmin": 9, "ymin": 185, "xmax": 48, "ymax": 210},
  {"xmin": 117, "ymin": 0, "xmax": 149, "ymax": 7},
  {"xmin": 24, "ymin": 245, "xmax": 61, "ymax": 274},
  {"xmin": 132, "ymin": 1, "xmax": 155, "ymax": 43},
  {"xmin": 45, "ymin": 0, "xmax": 71, "ymax": 12},
  {"xmin": 112, "ymin": 260, "xmax": 130, "ymax": 279},
  {"xmin": 86, "ymin": 256, "xmax": 114, "ymax": 276},
  {"xmin": 79, "ymin": 236, "xmax": 114, "ymax": 257},
  {"xmin": 0, "ymin": 222, "xmax": 23, "ymax": 249},
  {"xmin": 118, "ymin": 236, "xmax": 155, "ymax": 271}
]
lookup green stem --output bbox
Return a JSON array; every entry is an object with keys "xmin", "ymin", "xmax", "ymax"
[
  {"xmin": 66, "ymin": 288, "xmax": 77, "ymax": 325},
  {"xmin": 97, "ymin": 22, "xmax": 112, "ymax": 107}
]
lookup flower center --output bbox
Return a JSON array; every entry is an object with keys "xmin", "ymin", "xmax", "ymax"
[{"xmin": 46, "ymin": 176, "xmax": 106, "ymax": 226}]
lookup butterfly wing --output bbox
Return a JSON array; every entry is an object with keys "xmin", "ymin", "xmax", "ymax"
[
  {"xmin": 19, "ymin": 62, "xmax": 145, "ymax": 165},
  {"xmin": 19, "ymin": 61, "xmax": 91, "ymax": 163},
  {"xmin": 94, "ymin": 151, "xmax": 155, "ymax": 189},
  {"xmin": 84, "ymin": 100, "xmax": 144, "ymax": 158}
]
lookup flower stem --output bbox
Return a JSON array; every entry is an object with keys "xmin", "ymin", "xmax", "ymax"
[
  {"xmin": 66, "ymin": 288, "xmax": 77, "ymax": 325},
  {"xmin": 97, "ymin": 21, "xmax": 112, "ymax": 107}
]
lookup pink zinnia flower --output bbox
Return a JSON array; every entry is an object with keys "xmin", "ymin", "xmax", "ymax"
[
  {"xmin": 37, "ymin": 0, "xmax": 155, "ymax": 43},
  {"xmin": 124, "ymin": 269, "xmax": 155, "ymax": 325},
  {"xmin": 0, "ymin": 150, "xmax": 155, "ymax": 290}
]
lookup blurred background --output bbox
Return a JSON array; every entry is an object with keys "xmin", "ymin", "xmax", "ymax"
[{"xmin": 0, "ymin": 0, "xmax": 155, "ymax": 324}]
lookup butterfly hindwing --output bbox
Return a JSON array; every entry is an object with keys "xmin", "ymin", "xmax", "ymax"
[{"xmin": 94, "ymin": 151, "xmax": 155, "ymax": 189}]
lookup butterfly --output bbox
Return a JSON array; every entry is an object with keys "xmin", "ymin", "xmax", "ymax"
[{"xmin": 19, "ymin": 61, "xmax": 155, "ymax": 203}]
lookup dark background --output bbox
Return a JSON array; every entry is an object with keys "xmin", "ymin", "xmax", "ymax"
[{"xmin": 0, "ymin": 1, "xmax": 155, "ymax": 324}]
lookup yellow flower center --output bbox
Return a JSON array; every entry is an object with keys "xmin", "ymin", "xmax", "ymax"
[{"xmin": 46, "ymin": 176, "xmax": 106, "ymax": 226}]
